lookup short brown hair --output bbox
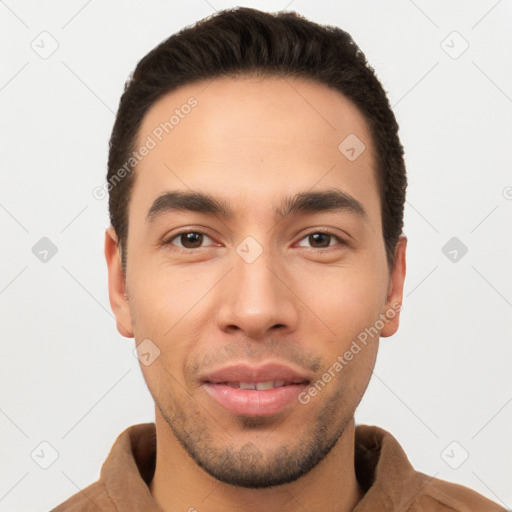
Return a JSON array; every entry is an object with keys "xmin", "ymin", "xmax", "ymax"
[{"xmin": 107, "ymin": 7, "xmax": 406, "ymax": 272}]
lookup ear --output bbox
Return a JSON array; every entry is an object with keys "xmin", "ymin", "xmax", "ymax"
[
  {"xmin": 380, "ymin": 235, "xmax": 407, "ymax": 338},
  {"xmin": 104, "ymin": 226, "xmax": 133, "ymax": 338}
]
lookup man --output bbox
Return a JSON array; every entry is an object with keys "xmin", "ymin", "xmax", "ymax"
[{"xmin": 52, "ymin": 7, "xmax": 506, "ymax": 512}]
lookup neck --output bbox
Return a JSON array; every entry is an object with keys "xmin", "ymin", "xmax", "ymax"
[{"xmin": 149, "ymin": 408, "xmax": 363, "ymax": 512}]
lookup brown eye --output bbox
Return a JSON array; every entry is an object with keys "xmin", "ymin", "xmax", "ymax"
[
  {"xmin": 309, "ymin": 233, "xmax": 330, "ymax": 248},
  {"xmin": 166, "ymin": 231, "xmax": 214, "ymax": 250},
  {"xmin": 180, "ymin": 232, "xmax": 203, "ymax": 248},
  {"xmin": 297, "ymin": 232, "xmax": 343, "ymax": 249}
]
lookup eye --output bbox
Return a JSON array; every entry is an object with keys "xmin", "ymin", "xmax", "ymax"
[
  {"xmin": 163, "ymin": 229, "xmax": 345, "ymax": 252},
  {"xmin": 296, "ymin": 231, "xmax": 345, "ymax": 250},
  {"xmin": 164, "ymin": 230, "xmax": 216, "ymax": 250}
]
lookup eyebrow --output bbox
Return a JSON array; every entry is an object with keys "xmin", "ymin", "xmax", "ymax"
[{"xmin": 145, "ymin": 189, "xmax": 368, "ymax": 223}]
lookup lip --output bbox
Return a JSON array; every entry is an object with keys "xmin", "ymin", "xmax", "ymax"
[{"xmin": 201, "ymin": 362, "xmax": 312, "ymax": 417}]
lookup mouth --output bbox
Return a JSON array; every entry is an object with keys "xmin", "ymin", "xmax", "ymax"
[
  {"xmin": 213, "ymin": 379, "xmax": 308, "ymax": 390},
  {"xmin": 201, "ymin": 363, "xmax": 312, "ymax": 417}
]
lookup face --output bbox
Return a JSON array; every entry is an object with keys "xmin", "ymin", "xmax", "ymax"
[{"xmin": 106, "ymin": 75, "xmax": 406, "ymax": 488}]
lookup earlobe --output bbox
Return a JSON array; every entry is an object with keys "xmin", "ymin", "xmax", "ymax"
[
  {"xmin": 104, "ymin": 227, "xmax": 134, "ymax": 338},
  {"xmin": 381, "ymin": 235, "xmax": 407, "ymax": 338}
]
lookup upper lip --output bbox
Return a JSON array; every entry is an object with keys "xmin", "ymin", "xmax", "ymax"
[{"xmin": 201, "ymin": 362, "xmax": 313, "ymax": 384}]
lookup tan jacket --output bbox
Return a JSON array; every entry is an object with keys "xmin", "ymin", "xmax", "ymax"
[{"xmin": 51, "ymin": 423, "xmax": 506, "ymax": 511}]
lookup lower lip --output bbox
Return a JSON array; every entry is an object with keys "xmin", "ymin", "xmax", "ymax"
[{"xmin": 204, "ymin": 383, "xmax": 307, "ymax": 416}]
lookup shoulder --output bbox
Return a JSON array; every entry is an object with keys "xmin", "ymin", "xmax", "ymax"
[
  {"xmin": 354, "ymin": 424, "xmax": 507, "ymax": 512},
  {"xmin": 50, "ymin": 481, "xmax": 116, "ymax": 512},
  {"xmin": 409, "ymin": 471, "xmax": 507, "ymax": 512}
]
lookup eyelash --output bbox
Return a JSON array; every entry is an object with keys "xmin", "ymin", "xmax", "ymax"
[{"xmin": 162, "ymin": 229, "xmax": 347, "ymax": 253}]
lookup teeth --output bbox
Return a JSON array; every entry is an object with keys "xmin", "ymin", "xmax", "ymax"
[
  {"xmin": 234, "ymin": 380, "xmax": 292, "ymax": 390},
  {"xmin": 220, "ymin": 380, "xmax": 307, "ymax": 389},
  {"xmin": 255, "ymin": 381, "xmax": 275, "ymax": 390}
]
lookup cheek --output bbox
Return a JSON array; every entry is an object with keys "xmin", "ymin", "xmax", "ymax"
[
  {"xmin": 128, "ymin": 270, "xmax": 210, "ymax": 386},
  {"xmin": 294, "ymin": 263, "xmax": 387, "ymax": 340},
  {"xmin": 128, "ymin": 261, "xmax": 210, "ymax": 335},
  {"xmin": 294, "ymin": 263, "xmax": 385, "ymax": 393}
]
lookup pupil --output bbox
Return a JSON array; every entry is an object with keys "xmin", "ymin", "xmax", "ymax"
[
  {"xmin": 179, "ymin": 233, "xmax": 330, "ymax": 249},
  {"xmin": 311, "ymin": 233, "xmax": 329, "ymax": 248},
  {"xmin": 182, "ymin": 232, "xmax": 202, "ymax": 248}
]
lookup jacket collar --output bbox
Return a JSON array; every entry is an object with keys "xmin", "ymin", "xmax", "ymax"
[{"xmin": 99, "ymin": 422, "xmax": 421, "ymax": 511}]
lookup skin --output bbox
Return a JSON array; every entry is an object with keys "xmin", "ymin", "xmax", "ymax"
[{"xmin": 105, "ymin": 75, "xmax": 406, "ymax": 512}]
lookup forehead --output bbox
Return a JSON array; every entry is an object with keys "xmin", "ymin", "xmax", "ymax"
[{"xmin": 131, "ymin": 75, "xmax": 380, "ymax": 225}]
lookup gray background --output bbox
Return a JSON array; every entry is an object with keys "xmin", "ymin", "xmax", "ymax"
[{"xmin": 1, "ymin": 1, "xmax": 511, "ymax": 510}]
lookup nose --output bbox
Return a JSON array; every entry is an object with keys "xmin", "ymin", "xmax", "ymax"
[{"xmin": 215, "ymin": 246, "xmax": 299, "ymax": 339}]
